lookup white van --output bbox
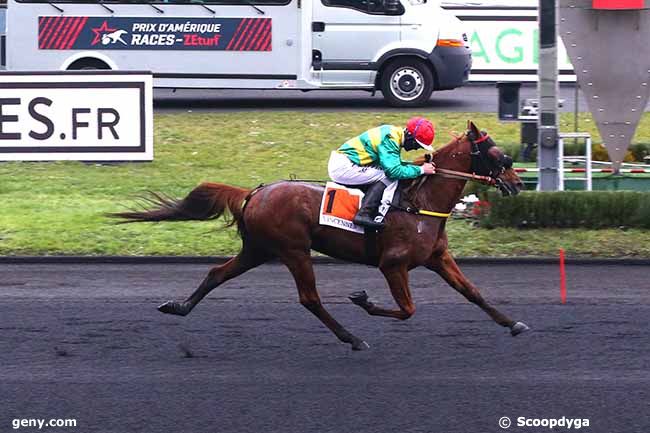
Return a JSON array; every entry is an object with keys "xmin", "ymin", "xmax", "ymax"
[{"xmin": 3, "ymin": 0, "xmax": 471, "ymax": 106}]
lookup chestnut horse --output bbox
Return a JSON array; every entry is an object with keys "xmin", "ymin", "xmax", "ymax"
[{"xmin": 112, "ymin": 121, "xmax": 529, "ymax": 350}]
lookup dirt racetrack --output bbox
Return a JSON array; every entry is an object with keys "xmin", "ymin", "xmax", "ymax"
[{"xmin": 1, "ymin": 262, "xmax": 648, "ymax": 433}]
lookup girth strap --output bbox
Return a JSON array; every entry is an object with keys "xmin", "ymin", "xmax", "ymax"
[{"xmin": 390, "ymin": 203, "xmax": 451, "ymax": 219}]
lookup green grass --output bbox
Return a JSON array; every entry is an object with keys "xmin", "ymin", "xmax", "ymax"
[
  {"xmin": 446, "ymin": 221, "xmax": 650, "ymax": 258},
  {"xmin": 1, "ymin": 111, "xmax": 650, "ymax": 257}
]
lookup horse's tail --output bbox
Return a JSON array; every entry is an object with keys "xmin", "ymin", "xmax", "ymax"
[{"xmin": 109, "ymin": 182, "xmax": 250, "ymax": 226}]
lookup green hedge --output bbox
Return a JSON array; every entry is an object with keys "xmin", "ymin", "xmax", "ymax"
[{"xmin": 479, "ymin": 191, "xmax": 650, "ymax": 228}]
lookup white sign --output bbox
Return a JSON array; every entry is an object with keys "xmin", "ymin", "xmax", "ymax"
[
  {"xmin": 0, "ymin": 72, "xmax": 153, "ymax": 160},
  {"xmin": 443, "ymin": 2, "xmax": 576, "ymax": 81}
]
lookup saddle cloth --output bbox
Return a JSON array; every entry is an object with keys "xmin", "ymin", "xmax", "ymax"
[{"xmin": 318, "ymin": 181, "xmax": 398, "ymax": 233}]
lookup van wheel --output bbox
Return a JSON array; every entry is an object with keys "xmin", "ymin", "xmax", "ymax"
[
  {"xmin": 67, "ymin": 58, "xmax": 111, "ymax": 70},
  {"xmin": 380, "ymin": 59, "xmax": 434, "ymax": 107}
]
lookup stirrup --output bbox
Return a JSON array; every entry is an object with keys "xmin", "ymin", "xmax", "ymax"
[{"xmin": 353, "ymin": 212, "xmax": 384, "ymax": 228}]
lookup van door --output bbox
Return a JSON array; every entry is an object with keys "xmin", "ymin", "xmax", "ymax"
[{"xmin": 312, "ymin": 0, "xmax": 402, "ymax": 84}]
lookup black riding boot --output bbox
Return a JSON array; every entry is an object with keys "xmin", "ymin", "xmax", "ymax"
[{"xmin": 353, "ymin": 182, "xmax": 387, "ymax": 229}]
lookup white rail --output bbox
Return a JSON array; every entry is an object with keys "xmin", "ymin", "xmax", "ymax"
[{"xmin": 558, "ymin": 132, "xmax": 592, "ymax": 191}]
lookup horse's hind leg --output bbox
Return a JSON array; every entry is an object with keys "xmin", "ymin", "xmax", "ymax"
[
  {"xmin": 282, "ymin": 250, "xmax": 369, "ymax": 351},
  {"xmin": 426, "ymin": 249, "xmax": 530, "ymax": 336},
  {"xmin": 158, "ymin": 248, "xmax": 270, "ymax": 316},
  {"xmin": 349, "ymin": 264, "xmax": 415, "ymax": 320}
]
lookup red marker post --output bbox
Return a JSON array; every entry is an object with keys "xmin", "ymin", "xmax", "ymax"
[{"xmin": 560, "ymin": 248, "xmax": 566, "ymax": 304}]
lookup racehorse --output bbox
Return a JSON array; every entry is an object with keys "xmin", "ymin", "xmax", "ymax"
[{"xmin": 111, "ymin": 121, "xmax": 529, "ymax": 350}]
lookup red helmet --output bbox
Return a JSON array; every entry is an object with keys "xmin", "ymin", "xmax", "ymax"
[{"xmin": 406, "ymin": 117, "xmax": 435, "ymax": 151}]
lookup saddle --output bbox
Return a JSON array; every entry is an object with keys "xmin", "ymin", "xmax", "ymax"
[{"xmin": 318, "ymin": 181, "xmax": 405, "ymax": 234}]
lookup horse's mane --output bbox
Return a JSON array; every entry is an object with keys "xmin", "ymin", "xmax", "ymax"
[
  {"xmin": 411, "ymin": 132, "xmax": 466, "ymax": 167},
  {"xmin": 400, "ymin": 133, "xmax": 467, "ymax": 206}
]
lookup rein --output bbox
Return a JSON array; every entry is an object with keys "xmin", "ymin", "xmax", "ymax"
[
  {"xmin": 397, "ymin": 168, "xmax": 496, "ymax": 220},
  {"xmin": 423, "ymin": 128, "xmax": 507, "ymax": 187},
  {"xmin": 423, "ymin": 152, "xmax": 497, "ymax": 186},
  {"xmin": 434, "ymin": 168, "xmax": 496, "ymax": 186},
  {"xmin": 401, "ymin": 132, "xmax": 500, "ymax": 219}
]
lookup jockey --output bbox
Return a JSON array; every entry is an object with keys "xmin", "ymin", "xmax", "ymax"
[{"xmin": 328, "ymin": 117, "xmax": 437, "ymax": 229}]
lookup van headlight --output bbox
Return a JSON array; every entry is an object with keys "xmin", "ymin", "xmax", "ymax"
[{"xmin": 437, "ymin": 39, "xmax": 465, "ymax": 47}]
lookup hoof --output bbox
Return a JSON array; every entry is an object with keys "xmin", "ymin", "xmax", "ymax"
[
  {"xmin": 511, "ymin": 321, "xmax": 531, "ymax": 336},
  {"xmin": 157, "ymin": 301, "xmax": 188, "ymax": 316},
  {"xmin": 351, "ymin": 340, "xmax": 370, "ymax": 351},
  {"xmin": 348, "ymin": 290, "xmax": 369, "ymax": 306}
]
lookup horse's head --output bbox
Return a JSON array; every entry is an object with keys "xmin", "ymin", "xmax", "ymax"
[
  {"xmin": 463, "ymin": 121, "xmax": 523, "ymax": 196},
  {"xmin": 414, "ymin": 121, "xmax": 523, "ymax": 196}
]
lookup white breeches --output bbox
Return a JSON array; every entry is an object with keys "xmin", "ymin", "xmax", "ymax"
[
  {"xmin": 327, "ymin": 152, "xmax": 398, "ymax": 217},
  {"xmin": 327, "ymin": 151, "xmax": 388, "ymax": 185}
]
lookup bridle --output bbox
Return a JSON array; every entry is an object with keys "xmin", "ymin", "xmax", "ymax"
[
  {"xmin": 400, "ymin": 127, "xmax": 517, "ymax": 218},
  {"xmin": 423, "ymin": 129, "xmax": 514, "ymax": 189},
  {"xmin": 468, "ymin": 129, "xmax": 513, "ymax": 179}
]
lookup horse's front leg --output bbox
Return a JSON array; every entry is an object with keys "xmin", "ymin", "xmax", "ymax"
[
  {"xmin": 426, "ymin": 249, "xmax": 530, "ymax": 336},
  {"xmin": 349, "ymin": 264, "xmax": 415, "ymax": 321}
]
